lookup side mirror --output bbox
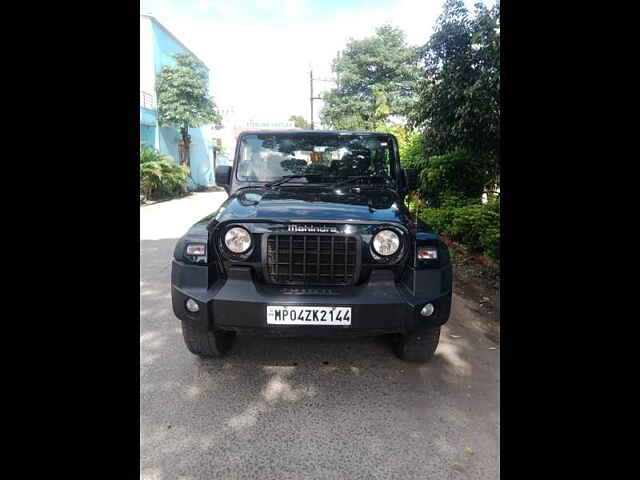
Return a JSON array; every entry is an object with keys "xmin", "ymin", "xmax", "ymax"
[
  {"xmin": 403, "ymin": 168, "xmax": 417, "ymax": 191},
  {"xmin": 215, "ymin": 165, "xmax": 231, "ymax": 188}
]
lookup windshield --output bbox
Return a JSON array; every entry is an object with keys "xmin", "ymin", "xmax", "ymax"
[{"xmin": 236, "ymin": 133, "xmax": 395, "ymax": 183}]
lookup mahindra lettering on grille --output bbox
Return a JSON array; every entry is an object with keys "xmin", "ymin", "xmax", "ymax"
[
  {"xmin": 287, "ymin": 225, "xmax": 338, "ymax": 233},
  {"xmin": 266, "ymin": 232, "xmax": 359, "ymax": 286}
]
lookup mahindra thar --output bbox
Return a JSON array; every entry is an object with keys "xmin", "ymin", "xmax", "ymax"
[{"xmin": 171, "ymin": 130, "xmax": 452, "ymax": 362}]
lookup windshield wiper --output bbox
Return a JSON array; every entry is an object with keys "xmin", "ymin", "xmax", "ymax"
[
  {"xmin": 331, "ymin": 175, "xmax": 390, "ymax": 189},
  {"xmin": 264, "ymin": 175, "xmax": 308, "ymax": 189}
]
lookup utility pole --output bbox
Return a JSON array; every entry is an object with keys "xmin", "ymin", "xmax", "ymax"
[
  {"xmin": 309, "ymin": 68, "xmax": 336, "ymax": 130},
  {"xmin": 336, "ymin": 51, "xmax": 341, "ymax": 91},
  {"xmin": 310, "ymin": 69, "xmax": 314, "ymax": 130}
]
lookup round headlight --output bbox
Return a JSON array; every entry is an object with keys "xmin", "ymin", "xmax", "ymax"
[
  {"xmin": 372, "ymin": 229, "xmax": 400, "ymax": 256},
  {"xmin": 224, "ymin": 227, "xmax": 252, "ymax": 253}
]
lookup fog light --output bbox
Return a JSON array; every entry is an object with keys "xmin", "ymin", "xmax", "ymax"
[
  {"xmin": 185, "ymin": 298, "xmax": 199, "ymax": 313},
  {"xmin": 420, "ymin": 303, "xmax": 434, "ymax": 317}
]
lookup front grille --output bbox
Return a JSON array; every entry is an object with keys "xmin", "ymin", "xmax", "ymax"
[{"xmin": 265, "ymin": 234, "xmax": 359, "ymax": 286}]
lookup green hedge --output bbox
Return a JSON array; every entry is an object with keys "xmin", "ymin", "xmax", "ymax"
[
  {"xmin": 420, "ymin": 199, "xmax": 500, "ymax": 260},
  {"xmin": 417, "ymin": 149, "xmax": 491, "ymax": 208}
]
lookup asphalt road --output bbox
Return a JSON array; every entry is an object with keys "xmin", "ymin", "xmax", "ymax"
[{"xmin": 140, "ymin": 191, "xmax": 500, "ymax": 480}]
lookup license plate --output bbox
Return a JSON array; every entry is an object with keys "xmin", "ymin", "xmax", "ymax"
[{"xmin": 266, "ymin": 306, "xmax": 352, "ymax": 325}]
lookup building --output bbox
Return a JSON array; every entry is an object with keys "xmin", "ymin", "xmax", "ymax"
[
  {"xmin": 215, "ymin": 109, "xmax": 299, "ymax": 162},
  {"xmin": 140, "ymin": 14, "xmax": 217, "ymax": 189}
]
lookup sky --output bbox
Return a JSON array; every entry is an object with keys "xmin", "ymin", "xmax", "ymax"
[{"xmin": 141, "ymin": 0, "xmax": 494, "ymax": 127}]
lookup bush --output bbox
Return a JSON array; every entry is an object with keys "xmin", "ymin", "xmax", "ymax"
[
  {"xmin": 420, "ymin": 199, "xmax": 500, "ymax": 260},
  {"xmin": 140, "ymin": 144, "xmax": 190, "ymax": 201},
  {"xmin": 418, "ymin": 149, "xmax": 490, "ymax": 208}
]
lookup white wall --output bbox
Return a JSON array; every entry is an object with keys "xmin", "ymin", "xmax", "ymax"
[{"xmin": 140, "ymin": 17, "xmax": 155, "ymax": 97}]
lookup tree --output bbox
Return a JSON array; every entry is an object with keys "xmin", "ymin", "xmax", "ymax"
[
  {"xmin": 410, "ymin": 0, "xmax": 500, "ymax": 189},
  {"xmin": 375, "ymin": 124, "xmax": 424, "ymax": 170},
  {"xmin": 320, "ymin": 25, "xmax": 420, "ymax": 130},
  {"xmin": 156, "ymin": 53, "xmax": 222, "ymax": 167},
  {"xmin": 288, "ymin": 115, "xmax": 311, "ymax": 129}
]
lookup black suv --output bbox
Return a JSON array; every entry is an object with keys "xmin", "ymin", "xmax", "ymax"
[{"xmin": 171, "ymin": 130, "xmax": 452, "ymax": 362}]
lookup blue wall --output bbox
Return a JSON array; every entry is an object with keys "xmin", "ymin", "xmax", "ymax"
[
  {"xmin": 150, "ymin": 21, "xmax": 214, "ymax": 189},
  {"xmin": 140, "ymin": 124, "xmax": 156, "ymax": 148},
  {"xmin": 140, "ymin": 108, "xmax": 157, "ymax": 148}
]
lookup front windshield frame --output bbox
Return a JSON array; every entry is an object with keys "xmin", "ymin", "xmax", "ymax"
[{"xmin": 233, "ymin": 132, "xmax": 399, "ymax": 186}]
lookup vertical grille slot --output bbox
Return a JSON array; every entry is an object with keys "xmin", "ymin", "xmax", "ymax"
[{"xmin": 266, "ymin": 233, "xmax": 359, "ymax": 286}]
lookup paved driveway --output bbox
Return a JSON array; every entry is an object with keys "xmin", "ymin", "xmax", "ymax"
[{"xmin": 140, "ymin": 191, "xmax": 500, "ymax": 480}]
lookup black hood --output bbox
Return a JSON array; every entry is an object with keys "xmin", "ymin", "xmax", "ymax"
[{"xmin": 209, "ymin": 187, "xmax": 413, "ymax": 226}]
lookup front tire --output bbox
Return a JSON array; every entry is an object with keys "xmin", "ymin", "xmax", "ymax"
[
  {"xmin": 181, "ymin": 321, "xmax": 235, "ymax": 358},
  {"xmin": 394, "ymin": 326, "xmax": 441, "ymax": 363}
]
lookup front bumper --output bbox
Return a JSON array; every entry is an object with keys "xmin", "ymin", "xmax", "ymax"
[{"xmin": 172, "ymin": 262, "xmax": 452, "ymax": 337}]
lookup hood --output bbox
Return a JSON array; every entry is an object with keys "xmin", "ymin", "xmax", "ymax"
[{"xmin": 210, "ymin": 187, "xmax": 413, "ymax": 226}]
